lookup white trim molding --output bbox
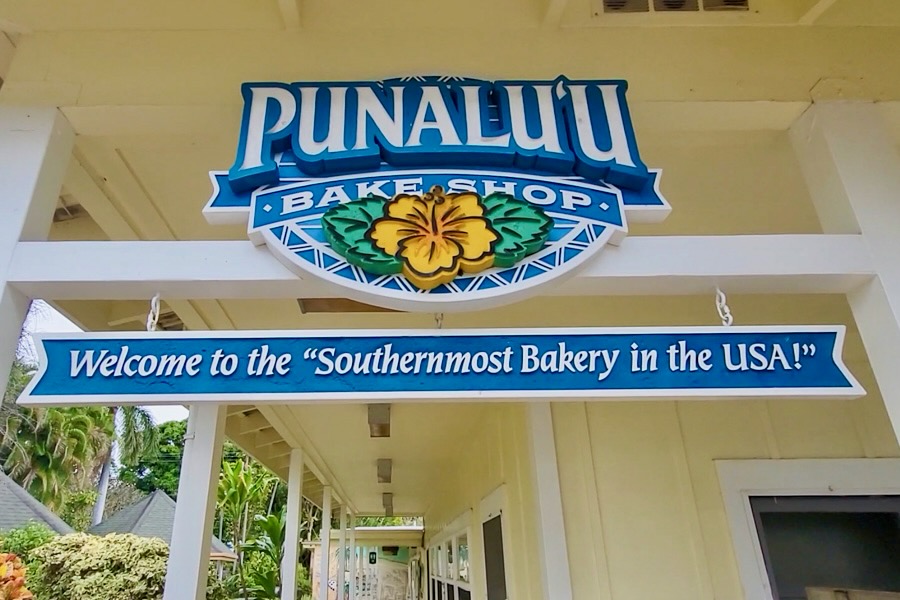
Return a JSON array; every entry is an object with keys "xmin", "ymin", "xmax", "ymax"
[
  {"xmin": 7, "ymin": 234, "xmax": 873, "ymax": 301},
  {"xmin": 716, "ymin": 458, "xmax": 900, "ymax": 600}
]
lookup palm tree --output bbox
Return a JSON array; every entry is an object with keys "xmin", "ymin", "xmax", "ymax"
[
  {"xmin": 90, "ymin": 406, "xmax": 159, "ymax": 525},
  {"xmin": 1, "ymin": 404, "xmax": 114, "ymax": 510}
]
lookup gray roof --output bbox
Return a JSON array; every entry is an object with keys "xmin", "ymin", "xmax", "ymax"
[
  {"xmin": 0, "ymin": 470, "xmax": 74, "ymax": 534},
  {"xmin": 88, "ymin": 489, "xmax": 235, "ymax": 558}
]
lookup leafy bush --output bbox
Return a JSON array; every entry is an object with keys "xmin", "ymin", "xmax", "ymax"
[
  {"xmin": 0, "ymin": 523, "xmax": 55, "ymax": 563},
  {"xmin": 58, "ymin": 489, "xmax": 97, "ymax": 531},
  {"xmin": 29, "ymin": 533, "xmax": 227, "ymax": 600}
]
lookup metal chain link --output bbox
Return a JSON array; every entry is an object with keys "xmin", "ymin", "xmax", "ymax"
[
  {"xmin": 434, "ymin": 312, "xmax": 444, "ymax": 330},
  {"xmin": 715, "ymin": 287, "xmax": 734, "ymax": 327},
  {"xmin": 146, "ymin": 293, "xmax": 161, "ymax": 332}
]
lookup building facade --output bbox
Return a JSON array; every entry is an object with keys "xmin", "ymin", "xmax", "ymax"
[{"xmin": 1, "ymin": 2, "xmax": 900, "ymax": 600}]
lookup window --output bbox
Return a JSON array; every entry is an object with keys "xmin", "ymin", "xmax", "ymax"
[
  {"xmin": 427, "ymin": 512, "xmax": 472, "ymax": 600},
  {"xmin": 457, "ymin": 535, "xmax": 469, "ymax": 583},
  {"xmin": 751, "ymin": 496, "xmax": 900, "ymax": 599},
  {"xmin": 717, "ymin": 458, "xmax": 900, "ymax": 600},
  {"xmin": 482, "ymin": 515, "xmax": 508, "ymax": 600}
]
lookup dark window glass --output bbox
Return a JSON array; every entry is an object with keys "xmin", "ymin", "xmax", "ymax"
[
  {"xmin": 483, "ymin": 515, "xmax": 508, "ymax": 600},
  {"xmin": 458, "ymin": 589, "xmax": 471, "ymax": 600},
  {"xmin": 752, "ymin": 496, "xmax": 900, "ymax": 600}
]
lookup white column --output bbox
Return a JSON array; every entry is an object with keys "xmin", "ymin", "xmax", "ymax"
[
  {"xmin": 791, "ymin": 102, "xmax": 900, "ymax": 442},
  {"xmin": 348, "ymin": 515, "xmax": 357, "ymax": 600},
  {"xmin": 163, "ymin": 404, "xmax": 227, "ymax": 600},
  {"xmin": 0, "ymin": 108, "xmax": 73, "ymax": 380},
  {"xmin": 527, "ymin": 403, "xmax": 574, "ymax": 600},
  {"xmin": 281, "ymin": 449, "xmax": 304, "ymax": 600},
  {"xmin": 337, "ymin": 505, "xmax": 347, "ymax": 600},
  {"xmin": 319, "ymin": 486, "xmax": 333, "ymax": 600}
]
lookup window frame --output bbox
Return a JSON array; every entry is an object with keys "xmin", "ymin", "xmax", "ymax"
[
  {"xmin": 427, "ymin": 509, "xmax": 474, "ymax": 600},
  {"xmin": 716, "ymin": 458, "xmax": 900, "ymax": 600}
]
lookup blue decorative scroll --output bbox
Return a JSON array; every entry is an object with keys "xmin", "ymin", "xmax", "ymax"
[{"xmin": 20, "ymin": 327, "xmax": 863, "ymax": 405}]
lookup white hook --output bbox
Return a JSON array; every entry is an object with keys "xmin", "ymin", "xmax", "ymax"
[
  {"xmin": 146, "ymin": 293, "xmax": 161, "ymax": 332},
  {"xmin": 715, "ymin": 287, "xmax": 733, "ymax": 327}
]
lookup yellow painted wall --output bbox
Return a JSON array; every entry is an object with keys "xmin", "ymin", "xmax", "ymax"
[
  {"xmin": 424, "ymin": 404, "xmax": 544, "ymax": 600},
  {"xmin": 555, "ymin": 396, "xmax": 900, "ymax": 600}
]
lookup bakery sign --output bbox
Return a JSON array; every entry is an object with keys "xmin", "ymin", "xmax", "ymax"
[
  {"xmin": 18, "ymin": 327, "xmax": 862, "ymax": 405},
  {"xmin": 205, "ymin": 76, "xmax": 669, "ymax": 311}
]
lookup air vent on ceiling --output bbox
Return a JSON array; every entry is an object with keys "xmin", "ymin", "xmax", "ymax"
[
  {"xmin": 602, "ymin": 0, "xmax": 746, "ymax": 12},
  {"xmin": 702, "ymin": 0, "xmax": 749, "ymax": 9}
]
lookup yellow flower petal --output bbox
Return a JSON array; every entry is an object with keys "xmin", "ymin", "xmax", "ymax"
[
  {"xmin": 385, "ymin": 195, "xmax": 431, "ymax": 228},
  {"xmin": 441, "ymin": 192, "xmax": 485, "ymax": 220},
  {"xmin": 442, "ymin": 216, "xmax": 497, "ymax": 261},
  {"xmin": 370, "ymin": 218, "xmax": 423, "ymax": 256},
  {"xmin": 460, "ymin": 253, "xmax": 495, "ymax": 273},
  {"xmin": 400, "ymin": 235, "xmax": 461, "ymax": 281}
]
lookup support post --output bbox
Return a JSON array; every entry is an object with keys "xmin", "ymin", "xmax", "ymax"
[
  {"xmin": 527, "ymin": 403, "xmax": 574, "ymax": 600},
  {"xmin": 281, "ymin": 448, "xmax": 304, "ymax": 600},
  {"xmin": 163, "ymin": 404, "xmax": 227, "ymax": 600},
  {"xmin": 337, "ymin": 505, "xmax": 347, "ymax": 600},
  {"xmin": 0, "ymin": 108, "xmax": 73, "ymax": 383},
  {"xmin": 791, "ymin": 102, "xmax": 900, "ymax": 443},
  {"xmin": 318, "ymin": 486, "xmax": 333, "ymax": 600},
  {"xmin": 349, "ymin": 514, "xmax": 357, "ymax": 600}
]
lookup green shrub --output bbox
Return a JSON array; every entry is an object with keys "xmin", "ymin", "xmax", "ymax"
[
  {"xmin": 29, "ymin": 533, "xmax": 227, "ymax": 600},
  {"xmin": 0, "ymin": 522, "xmax": 56, "ymax": 562}
]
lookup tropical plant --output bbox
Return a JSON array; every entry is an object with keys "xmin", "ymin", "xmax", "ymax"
[
  {"xmin": 2, "ymin": 363, "xmax": 34, "ymax": 408},
  {"xmin": 90, "ymin": 406, "xmax": 159, "ymax": 526},
  {"xmin": 0, "ymin": 553, "xmax": 32, "ymax": 599},
  {"xmin": 1, "ymin": 406, "xmax": 113, "ymax": 510},
  {"xmin": 58, "ymin": 489, "xmax": 97, "ymax": 531},
  {"xmin": 28, "ymin": 533, "xmax": 226, "ymax": 600},
  {"xmin": 0, "ymin": 523, "xmax": 55, "ymax": 564},
  {"xmin": 218, "ymin": 460, "xmax": 276, "ymax": 598},
  {"xmin": 240, "ymin": 552, "xmax": 280, "ymax": 600},
  {"xmin": 119, "ymin": 419, "xmax": 245, "ymax": 499},
  {"xmin": 242, "ymin": 512, "xmax": 286, "ymax": 599},
  {"xmin": 103, "ymin": 479, "xmax": 146, "ymax": 516}
]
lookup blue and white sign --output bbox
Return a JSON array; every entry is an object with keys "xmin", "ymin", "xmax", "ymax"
[
  {"xmin": 205, "ymin": 76, "xmax": 668, "ymax": 311},
  {"xmin": 20, "ymin": 327, "xmax": 863, "ymax": 406}
]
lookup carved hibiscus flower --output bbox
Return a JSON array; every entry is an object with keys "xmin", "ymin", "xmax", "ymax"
[{"xmin": 368, "ymin": 186, "xmax": 498, "ymax": 290}]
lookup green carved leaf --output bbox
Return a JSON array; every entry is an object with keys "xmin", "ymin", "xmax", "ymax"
[
  {"xmin": 482, "ymin": 193, "xmax": 553, "ymax": 268},
  {"xmin": 321, "ymin": 197, "xmax": 402, "ymax": 275}
]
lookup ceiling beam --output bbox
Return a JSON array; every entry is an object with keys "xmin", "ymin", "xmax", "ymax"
[
  {"xmin": 543, "ymin": 0, "xmax": 568, "ymax": 27},
  {"xmin": 234, "ymin": 411, "xmax": 271, "ymax": 436},
  {"xmin": 259, "ymin": 405, "xmax": 357, "ymax": 514},
  {"xmin": 8, "ymin": 235, "xmax": 874, "ymax": 302},
  {"xmin": 277, "ymin": 0, "xmax": 302, "ymax": 29},
  {"xmin": 0, "ymin": 33, "xmax": 15, "ymax": 83},
  {"xmin": 798, "ymin": 0, "xmax": 840, "ymax": 25},
  {"xmin": 55, "ymin": 101, "xmax": 812, "ymax": 137}
]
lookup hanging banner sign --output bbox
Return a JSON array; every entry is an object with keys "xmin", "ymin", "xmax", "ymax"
[
  {"xmin": 19, "ymin": 327, "xmax": 862, "ymax": 406},
  {"xmin": 204, "ymin": 76, "xmax": 669, "ymax": 312}
]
